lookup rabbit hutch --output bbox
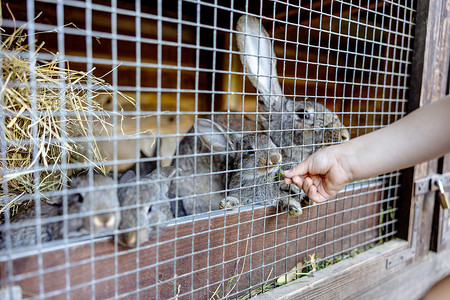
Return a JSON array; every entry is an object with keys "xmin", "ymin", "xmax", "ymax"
[{"xmin": 1, "ymin": 0, "xmax": 450, "ymax": 299}]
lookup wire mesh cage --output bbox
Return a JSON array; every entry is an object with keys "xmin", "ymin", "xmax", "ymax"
[{"xmin": 0, "ymin": 0, "xmax": 415, "ymax": 299}]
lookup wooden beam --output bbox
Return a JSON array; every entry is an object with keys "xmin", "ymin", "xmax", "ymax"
[
  {"xmin": 408, "ymin": 0, "xmax": 450, "ymax": 259},
  {"xmin": 254, "ymin": 240, "xmax": 411, "ymax": 300},
  {"xmin": 0, "ymin": 182, "xmax": 384, "ymax": 299},
  {"xmin": 355, "ymin": 245, "xmax": 450, "ymax": 299}
]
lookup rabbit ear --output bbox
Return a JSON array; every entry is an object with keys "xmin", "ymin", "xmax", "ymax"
[
  {"xmin": 147, "ymin": 166, "xmax": 181, "ymax": 201},
  {"xmin": 147, "ymin": 166, "xmax": 178, "ymax": 180},
  {"xmin": 195, "ymin": 118, "xmax": 236, "ymax": 152},
  {"xmin": 119, "ymin": 170, "xmax": 136, "ymax": 184},
  {"xmin": 69, "ymin": 175, "xmax": 88, "ymax": 200},
  {"xmin": 159, "ymin": 166, "xmax": 179, "ymax": 179},
  {"xmin": 236, "ymin": 15, "xmax": 283, "ymax": 110}
]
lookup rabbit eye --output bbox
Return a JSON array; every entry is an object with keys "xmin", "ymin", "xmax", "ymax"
[
  {"xmin": 148, "ymin": 206, "xmax": 153, "ymax": 213},
  {"xmin": 245, "ymin": 146, "xmax": 255, "ymax": 155},
  {"xmin": 297, "ymin": 109, "xmax": 313, "ymax": 121},
  {"xmin": 297, "ymin": 110, "xmax": 311, "ymax": 120},
  {"xmin": 76, "ymin": 194, "xmax": 84, "ymax": 203}
]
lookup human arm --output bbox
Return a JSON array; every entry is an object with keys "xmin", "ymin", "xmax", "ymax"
[{"xmin": 284, "ymin": 94, "xmax": 450, "ymax": 203}]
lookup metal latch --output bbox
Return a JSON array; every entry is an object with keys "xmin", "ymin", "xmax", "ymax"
[{"xmin": 415, "ymin": 172, "xmax": 450, "ymax": 209}]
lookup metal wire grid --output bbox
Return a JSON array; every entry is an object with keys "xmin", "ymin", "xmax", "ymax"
[{"xmin": 0, "ymin": 0, "xmax": 415, "ymax": 299}]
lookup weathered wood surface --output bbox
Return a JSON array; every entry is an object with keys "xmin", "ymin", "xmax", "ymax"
[
  {"xmin": 430, "ymin": 0, "xmax": 450, "ymax": 252},
  {"xmin": 256, "ymin": 239, "xmax": 450, "ymax": 300},
  {"xmin": 254, "ymin": 240, "xmax": 410, "ymax": 300},
  {"xmin": 354, "ymin": 243, "xmax": 450, "ymax": 300},
  {"xmin": 0, "ymin": 182, "xmax": 384, "ymax": 299},
  {"xmin": 411, "ymin": 0, "xmax": 450, "ymax": 257}
]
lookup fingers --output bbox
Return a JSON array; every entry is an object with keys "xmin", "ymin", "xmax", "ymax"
[
  {"xmin": 302, "ymin": 176, "xmax": 313, "ymax": 195},
  {"xmin": 284, "ymin": 177, "xmax": 293, "ymax": 185},
  {"xmin": 285, "ymin": 175, "xmax": 328, "ymax": 203},
  {"xmin": 283, "ymin": 157, "xmax": 333, "ymax": 203},
  {"xmin": 283, "ymin": 175, "xmax": 304, "ymax": 191},
  {"xmin": 284, "ymin": 174, "xmax": 312, "ymax": 198},
  {"xmin": 291, "ymin": 175, "xmax": 303, "ymax": 188},
  {"xmin": 283, "ymin": 161, "xmax": 308, "ymax": 178},
  {"xmin": 283, "ymin": 173, "xmax": 301, "ymax": 185},
  {"xmin": 284, "ymin": 175, "xmax": 314, "ymax": 195}
]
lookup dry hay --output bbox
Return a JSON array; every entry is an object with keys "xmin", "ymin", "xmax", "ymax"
[{"xmin": 0, "ymin": 23, "xmax": 134, "ymax": 211}]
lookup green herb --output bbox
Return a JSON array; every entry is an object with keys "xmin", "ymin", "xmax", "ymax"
[{"xmin": 261, "ymin": 166, "xmax": 285, "ymax": 183}]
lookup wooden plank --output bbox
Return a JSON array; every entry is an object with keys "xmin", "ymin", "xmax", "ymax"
[
  {"xmin": 354, "ymin": 245, "xmax": 450, "ymax": 300},
  {"xmin": 431, "ymin": 154, "xmax": 450, "ymax": 252},
  {"xmin": 391, "ymin": 0, "xmax": 450, "ymax": 259},
  {"xmin": 0, "ymin": 182, "xmax": 385, "ymax": 299},
  {"xmin": 410, "ymin": 0, "xmax": 450, "ymax": 257},
  {"xmin": 256, "ymin": 240, "xmax": 450, "ymax": 300},
  {"xmin": 254, "ymin": 240, "xmax": 410, "ymax": 300},
  {"xmin": 395, "ymin": 0, "xmax": 432, "ymax": 245},
  {"xmin": 430, "ymin": 0, "xmax": 450, "ymax": 251}
]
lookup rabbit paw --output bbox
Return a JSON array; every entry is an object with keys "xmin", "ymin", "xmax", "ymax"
[
  {"xmin": 287, "ymin": 201, "xmax": 303, "ymax": 217},
  {"xmin": 277, "ymin": 198, "xmax": 303, "ymax": 217},
  {"xmin": 301, "ymin": 194, "xmax": 315, "ymax": 206},
  {"xmin": 219, "ymin": 197, "xmax": 240, "ymax": 210},
  {"xmin": 279, "ymin": 182, "xmax": 301, "ymax": 195}
]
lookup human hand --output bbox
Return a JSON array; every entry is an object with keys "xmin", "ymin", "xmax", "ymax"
[{"xmin": 283, "ymin": 146, "xmax": 351, "ymax": 203}]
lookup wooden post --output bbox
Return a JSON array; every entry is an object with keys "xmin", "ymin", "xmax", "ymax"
[{"xmin": 404, "ymin": 0, "xmax": 450, "ymax": 258}]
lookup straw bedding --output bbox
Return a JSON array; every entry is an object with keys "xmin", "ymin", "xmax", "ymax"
[{"xmin": 0, "ymin": 24, "xmax": 132, "ymax": 212}]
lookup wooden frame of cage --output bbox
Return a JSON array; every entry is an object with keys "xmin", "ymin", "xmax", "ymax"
[
  {"xmin": 260, "ymin": 0, "xmax": 450, "ymax": 298},
  {"xmin": 0, "ymin": 181, "xmax": 384, "ymax": 299},
  {"xmin": 1, "ymin": 0, "xmax": 449, "ymax": 299}
]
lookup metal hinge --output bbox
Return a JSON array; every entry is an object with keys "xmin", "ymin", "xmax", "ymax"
[{"xmin": 414, "ymin": 172, "xmax": 450, "ymax": 195}]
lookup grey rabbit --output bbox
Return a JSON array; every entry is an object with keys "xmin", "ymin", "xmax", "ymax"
[
  {"xmin": 67, "ymin": 174, "xmax": 121, "ymax": 236},
  {"xmin": 235, "ymin": 15, "xmax": 349, "ymax": 194},
  {"xmin": 169, "ymin": 118, "xmax": 265, "ymax": 215},
  {"xmin": 169, "ymin": 16, "xmax": 349, "ymax": 216},
  {"xmin": 216, "ymin": 123, "xmax": 303, "ymax": 216},
  {"xmin": 117, "ymin": 166, "xmax": 177, "ymax": 248},
  {"xmin": 171, "ymin": 118, "xmax": 302, "ymax": 216},
  {"xmin": 169, "ymin": 119, "xmax": 230, "ymax": 215},
  {"xmin": 0, "ymin": 174, "xmax": 120, "ymax": 250},
  {"xmin": 0, "ymin": 200, "xmax": 63, "ymax": 250}
]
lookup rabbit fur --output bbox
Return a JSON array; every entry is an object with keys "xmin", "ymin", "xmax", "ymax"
[
  {"xmin": 218, "ymin": 126, "xmax": 303, "ymax": 216},
  {"xmin": 0, "ymin": 174, "xmax": 120, "ymax": 250},
  {"xmin": 170, "ymin": 118, "xmax": 301, "ymax": 216},
  {"xmin": 117, "ymin": 166, "xmax": 177, "ymax": 248},
  {"xmin": 235, "ymin": 15, "xmax": 349, "ymax": 163},
  {"xmin": 169, "ymin": 119, "xmax": 232, "ymax": 215},
  {"xmin": 169, "ymin": 16, "xmax": 349, "ymax": 216},
  {"xmin": 235, "ymin": 15, "xmax": 349, "ymax": 199}
]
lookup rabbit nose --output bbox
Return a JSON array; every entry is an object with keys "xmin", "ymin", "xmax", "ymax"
[
  {"xmin": 268, "ymin": 151, "xmax": 282, "ymax": 165},
  {"xmin": 341, "ymin": 129, "xmax": 350, "ymax": 141},
  {"xmin": 119, "ymin": 232, "xmax": 137, "ymax": 247},
  {"xmin": 93, "ymin": 213, "xmax": 116, "ymax": 232}
]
